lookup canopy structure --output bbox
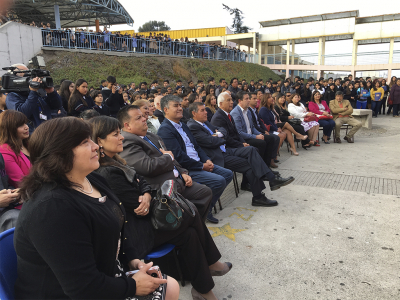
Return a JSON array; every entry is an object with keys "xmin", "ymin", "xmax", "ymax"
[{"xmin": 7, "ymin": 0, "xmax": 134, "ymax": 28}]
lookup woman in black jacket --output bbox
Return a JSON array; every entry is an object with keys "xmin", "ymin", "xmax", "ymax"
[
  {"xmin": 14, "ymin": 117, "xmax": 179, "ymax": 300},
  {"xmin": 323, "ymin": 84, "xmax": 336, "ymax": 107},
  {"xmin": 90, "ymin": 116, "xmax": 232, "ymax": 300},
  {"xmin": 68, "ymin": 78, "xmax": 95, "ymax": 117},
  {"xmin": 273, "ymin": 93, "xmax": 312, "ymax": 148}
]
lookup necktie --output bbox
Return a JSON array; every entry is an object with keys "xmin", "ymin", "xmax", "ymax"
[
  {"xmin": 143, "ymin": 136, "xmax": 183, "ymax": 180},
  {"xmin": 202, "ymin": 124, "xmax": 226, "ymax": 153},
  {"xmin": 228, "ymin": 113, "xmax": 232, "ymax": 122}
]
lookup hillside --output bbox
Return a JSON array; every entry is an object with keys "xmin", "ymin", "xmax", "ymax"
[{"xmin": 41, "ymin": 50, "xmax": 282, "ymax": 87}]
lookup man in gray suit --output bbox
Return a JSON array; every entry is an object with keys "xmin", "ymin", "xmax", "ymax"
[{"xmin": 117, "ymin": 105, "xmax": 212, "ymax": 220}]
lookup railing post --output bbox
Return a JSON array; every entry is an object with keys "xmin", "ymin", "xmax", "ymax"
[{"xmin": 389, "ymin": 38, "xmax": 394, "ymax": 64}]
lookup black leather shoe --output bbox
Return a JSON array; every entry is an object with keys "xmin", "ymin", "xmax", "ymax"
[
  {"xmin": 274, "ymin": 159, "xmax": 279, "ymax": 163},
  {"xmin": 269, "ymin": 176, "xmax": 295, "ymax": 191},
  {"xmin": 210, "ymin": 262, "xmax": 232, "ymax": 276},
  {"xmin": 240, "ymin": 183, "xmax": 252, "ymax": 192},
  {"xmin": 206, "ymin": 212, "xmax": 219, "ymax": 224},
  {"xmin": 271, "ymin": 170, "xmax": 280, "ymax": 176},
  {"xmin": 252, "ymin": 194, "xmax": 278, "ymax": 207}
]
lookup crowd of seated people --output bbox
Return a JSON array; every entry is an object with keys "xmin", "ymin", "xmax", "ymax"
[{"xmin": 1, "ymin": 70, "xmax": 395, "ymax": 300}]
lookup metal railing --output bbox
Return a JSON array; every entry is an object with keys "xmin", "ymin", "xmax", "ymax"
[{"xmin": 41, "ymin": 29, "xmax": 255, "ymax": 63}]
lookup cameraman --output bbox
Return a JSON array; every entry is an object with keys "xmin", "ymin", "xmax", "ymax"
[
  {"xmin": 101, "ymin": 76, "xmax": 124, "ymax": 118},
  {"xmin": 5, "ymin": 64, "xmax": 62, "ymax": 132}
]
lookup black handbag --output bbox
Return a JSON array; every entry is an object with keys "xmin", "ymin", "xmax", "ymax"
[
  {"xmin": 288, "ymin": 118, "xmax": 301, "ymax": 125},
  {"xmin": 151, "ymin": 180, "xmax": 195, "ymax": 231}
]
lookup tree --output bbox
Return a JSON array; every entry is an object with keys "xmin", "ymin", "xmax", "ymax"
[
  {"xmin": 222, "ymin": 4, "xmax": 252, "ymax": 34},
  {"xmin": 138, "ymin": 21, "xmax": 171, "ymax": 32}
]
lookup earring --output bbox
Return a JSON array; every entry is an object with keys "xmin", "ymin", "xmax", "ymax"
[{"xmin": 99, "ymin": 146, "xmax": 105, "ymax": 157}]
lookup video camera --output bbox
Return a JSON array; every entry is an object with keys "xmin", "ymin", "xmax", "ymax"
[{"xmin": 1, "ymin": 67, "xmax": 53, "ymax": 93}]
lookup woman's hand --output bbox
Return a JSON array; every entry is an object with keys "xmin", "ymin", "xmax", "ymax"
[
  {"xmin": 289, "ymin": 116, "xmax": 294, "ymax": 119},
  {"xmin": 306, "ymin": 112, "xmax": 314, "ymax": 116},
  {"xmin": 128, "ymin": 259, "xmax": 143, "ymax": 270},
  {"xmin": 0, "ymin": 189, "xmax": 20, "ymax": 208},
  {"xmin": 134, "ymin": 193, "xmax": 151, "ymax": 216},
  {"xmin": 322, "ymin": 111, "xmax": 329, "ymax": 116},
  {"xmin": 133, "ymin": 262, "xmax": 167, "ymax": 296}
]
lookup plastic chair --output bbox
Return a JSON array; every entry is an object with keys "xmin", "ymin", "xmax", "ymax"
[
  {"xmin": 0, "ymin": 227, "xmax": 17, "ymax": 300},
  {"xmin": 144, "ymin": 243, "xmax": 185, "ymax": 286}
]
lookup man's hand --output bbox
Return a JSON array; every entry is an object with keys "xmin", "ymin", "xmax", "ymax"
[
  {"xmin": 203, "ymin": 160, "xmax": 214, "ymax": 172},
  {"xmin": 182, "ymin": 174, "xmax": 192, "ymax": 187},
  {"xmin": 134, "ymin": 192, "xmax": 151, "ymax": 216},
  {"xmin": 29, "ymin": 77, "xmax": 41, "ymax": 92},
  {"xmin": 111, "ymin": 84, "xmax": 117, "ymax": 94},
  {"xmin": 243, "ymin": 143, "xmax": 250, "ymax": 147},
  {"xmin": 132, "ymin": 262, "xmax": 167, "ymax": 296},
  {"xmin": 256, "ymin": 134, "xmax": 264, "ymax": 140},
  {"xmin": 160, "ymin": 148, "xmax": 174, "ymax": 159}
]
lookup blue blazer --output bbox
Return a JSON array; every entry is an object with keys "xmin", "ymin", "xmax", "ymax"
[
  {"xmin": 258, "ymin": 107, "xmax": 278, "ymax": 132},
  {"xmin": 230, "ymin": 105, "xmax": 261, "ymax": 140},
  {"xmin": 157, "ymin": 118, "xmax": 210, "ymax": 171}
]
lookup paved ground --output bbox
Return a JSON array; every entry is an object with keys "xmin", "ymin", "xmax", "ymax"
[{"xmin": 178, "ymin": 115, "xmax": 400, "ymax": 300}]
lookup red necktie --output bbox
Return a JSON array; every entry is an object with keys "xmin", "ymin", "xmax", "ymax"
[{"xmin": 228, "ymin": 113, "xmax": 232, "ymax": 122}]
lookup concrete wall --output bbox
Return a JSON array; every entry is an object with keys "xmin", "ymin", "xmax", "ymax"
[
  {"xmin": 354, "ymin": 20, "xmax": 400, "ymax": 40},
  {"xmin": 0, "ymin": 21, "xmax": 42, "ymax": 76}
]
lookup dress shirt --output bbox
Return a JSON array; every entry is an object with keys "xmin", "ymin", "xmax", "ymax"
[
  {"xmin": 238, "ymin": 105, "xmax": 252, "ymax": 134},
  {"xmin": 167, "ymin": 119, "xmax": 200, "ymax": 161}
]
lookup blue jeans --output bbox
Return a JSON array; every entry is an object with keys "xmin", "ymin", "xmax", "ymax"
[
  {"xmin": 189, "ymin": 165, "xmax": 233, "ymax": 211},
  {"xmin": 371, "ymin": 101, "xmax": 382, "ymax": 116},
  {"xmin": 318, "ymin": 119, "xmax": 335, "ymax": 138},
  {"xmin": 356, "ymin": 100, "xmax": 367, "ymax": 109}
]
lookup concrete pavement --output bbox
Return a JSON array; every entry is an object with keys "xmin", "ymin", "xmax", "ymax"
[{"xmin": 178, "ymin": 115, "xmax": 400, "ymax": 300}]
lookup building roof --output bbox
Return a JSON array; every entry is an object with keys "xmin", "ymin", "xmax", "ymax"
[
  {"xmin": 356, "ymin": 13, "xmax": 400, "ymax": 24},
  {"xmin": 259, "ymin": 10, "xmax": 359, "ymax": 28},
  {"xmin": 7, "ymin": 0, "xmax": 133, "ymax": 28}
]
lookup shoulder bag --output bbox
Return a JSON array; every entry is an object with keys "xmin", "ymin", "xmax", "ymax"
[
  {"xmin": 288, "ymin": 118, "xmax": 301, "ymax": 125},
  {"xmin": 151, "ymin": 180, "xmax": 195, "ymax": 231}
]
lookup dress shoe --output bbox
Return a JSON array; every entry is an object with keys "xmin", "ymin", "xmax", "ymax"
[
  {"xmin": 206, "ymin": 212, "xmax": 219, "ymax": 224},
  {"xmin": 344, "ymin": 136, "xmax": 354, "ymax": 143},
  {"xmin": 335, "ymin": 137, "xmax": 342, "ymax": 143},
  {"xmin": 269, "ymin": 162, "xmax": 278, "ymax": 168},
  {"xmin": 240, "ymin": 183, "xmax": 252, "ymax": 192},
  {"xmin": 252, "ymin": 193, "xmax": 278, "ymax": 207},
  {"xmin": 269, "ymin": 176, "xmax": 295, "ymax": 191},
  {"xmin": 274, "ymin": 159, "xmax": 280, "ymax": 163},
  {"xmin": 210, "ymin": 262, "xmax": 232, "ymax": 276},
  {"xmin": 191, "ymin": 288, "xmax": 207, "ymax": 300},
  {"xmin": 271, "ymin": 170, "xmax": 280, "ymax": 176}
]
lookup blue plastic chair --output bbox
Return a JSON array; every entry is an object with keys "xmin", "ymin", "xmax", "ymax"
[
  {"xmin": 0, "ymin": 227, "xmax": 17, "ymax": 300},
  {"xmin": 144, "ymin": 243, "xmax": 185, "ymax": 286}
]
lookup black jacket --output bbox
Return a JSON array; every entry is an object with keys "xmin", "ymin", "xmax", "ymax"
[
  {"xmin": 157, "ymin": 118, "xmax": 210, "ymax": 171},
  {"xmin": 187, "ymin": 119, "xmax": 227, "ymax": 167},
  {"xmin": 324, "ymin": 89, "xmax": 336, "ymax": 103},
  {"xmin": 96, "ymin": 163, "xmax": 154, "ymax": 259},
  {"xmin": 154, "ymin": 109, "xmax": 164, "ymax": 124},
  {"xmin": 0, "ymin": 153, "xmax": 9, "ymax": 190},
  {"xmin": 101, "ymin": 89, "xmax": 124, "ymax": 116},
  {"xmin": 14, "ymin": 172, "xmax": 137, "ymax": 299},
  {"xmin": 69, "ymin": 95, "xmax": 95, "ymax": 117},
  {"xmin": 248, "ymin": 107, "xmax": 268, "ymax": 133},
  {"xmin": 93, "ymin": 104, "xmax": 111, "ymax": 116},
  {"xmin": 210, "ymin": 108, "xmax": 245, "ymax": 149}
]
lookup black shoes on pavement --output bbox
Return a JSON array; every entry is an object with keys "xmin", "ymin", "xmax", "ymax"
[
  {"xmin": 269, "ymin": 176, "xmax": 295, "ymax": 191},
  {"xmin": 252, "ymin": 193, "xmax": 278, "ymax": 207}
]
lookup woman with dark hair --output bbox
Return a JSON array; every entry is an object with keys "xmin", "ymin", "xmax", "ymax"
[
  {"xmin": 370, "ymin": 81, "xmax": 384, "ymax": 117},
  {"xmin": 380, "ymin": 78, "xmax": 389, "ymax": 115},
  {"xmin": 273, "ymin": 92, "xmax": 313, "ymax": 148},
  {"xmin": 68, "ymin": 78, "xmax": 95, "ymax": 117},
  {"xmin": 288, "ymin": 93, "xmax": 320, "ymax": 147},
  {"xmin": 308, "ymin": 91, "xmax": 335, "ymax": 144},
  {"xmin": 366, "ymin": 81, "xmax": 373, "ymax": 109},
  {"xmin": 387, "ymin": 76, "xmax": 398, "ymax": 114},
  {"xmin": 204, "ymin": 94, "xmax": 217, "ymax": 122},
  {"xmin": 14, "ymin": 117, "xmax": 180, "ymax": 300},
  {"xmin": 389, "ymin": 78, "xmax": 400, "ymax": 117},
  {"xmin": 301, "ymin": 82, "xmax": 311, "ymax": 107},
  {"xmin": 344, "ymin": 82, "xmax": 357, "ymax": 108},
  {"xmin": 259, "ymin": 93, "xmax": 307, "ymax": 155},
  {"xmin": 205, "ymin": 85, "xmax": 215, "ymax": 96},
  {"xmin": 0, "ymin": 110, "xmax": 31, "ymax": 187},
  {"xmin": 90, "ymin": 116, "xmax": 232, "ymax": 300},
  {"xmin": 357, "ymin": 81, "xmax": 370, "ymax": 109}
]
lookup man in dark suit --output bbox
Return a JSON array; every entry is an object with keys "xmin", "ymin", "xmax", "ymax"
[
  {"xmin": 117, "ymin": 105, "xmax": 212, "ymax": 220},
  {"xmin": 153, "ymin": 95, "xmax": 165, "ymax": 123},
  {"xmin": 157, "ymin": 95, "xmax": 233, "ymax": 223},
  {"xmin": 187, "ymin": 102, "xmax": 292, "ymax": 207}
]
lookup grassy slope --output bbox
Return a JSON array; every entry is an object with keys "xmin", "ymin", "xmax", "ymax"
[{"xmin": 43, "ymin": 50, "xmax": 282, "ymax": 87}]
